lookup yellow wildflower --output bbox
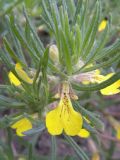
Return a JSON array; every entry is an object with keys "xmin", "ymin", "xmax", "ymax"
[
  {"xmin": 82, "ymin": 70, "xmax": 120, "ymax": 95},
  {"xmin": 46, "ymin": 82, "xmax": 83, "ymax": 136},
  {"xmin": 92, "ymin": 73, "xmax": 120, "ymax": 95},
  {"xmin": 98, "ymin": 73, "xmax": 120, "ymax": 95},
  {"xmin": 98, "ymin": 17, "xmax": 108, "ymax": 32},
  {"xmin": 11, "ymin": 118, "xmax": 32, "ymax": 136}
]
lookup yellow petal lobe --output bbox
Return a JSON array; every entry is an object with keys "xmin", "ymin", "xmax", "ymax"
[
  {"xmin": 15, "ymin": 63, "xmax": 33, "ymax": 84},
  {"xmin": 78, "ymin": 129, "xmax": 90, "ymax": 138},
  {"xmin": 98, "ymin": 19, "xmax": 107, "ymax": 32},
  {"xmin": 99, "ymin": 73, "xmax": 120, "ymax": 95},
  {"xmin": 116, "ymin": 127, "xmax": 120, "ymax": 140},
  {"xmin": 61, "ymin": 93, "xmax": 83, "ymax": 136},
  {"xmin": 63, "ymin": 109, "xmax": 83, "ymax": 136},
  {"xmin": 100, "ymin": 87, "xmax": 120, "ymax": 95},
  {"xmin": 8, "ymin": 71, "xmax": 21, "ymax": 86},
  {"xmin": 92, "ymin": 152, "xmax": 100, "ymax": 160},
  {"xmin": 11, "ymin": 118, "xmax": 32, "ymax": 137},
  {"xmin": 46, "ymin": 105, "xmax": 63, "ymax": 135}
]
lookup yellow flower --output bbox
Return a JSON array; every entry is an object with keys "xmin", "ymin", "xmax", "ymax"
[
  {"xmin": 98, "ymin": 73, "xmax": 120, "ymax": 95},
  {"xmin": 46, "ymin": 82, "xmax": 83, "ymax": 136},
  {"xmin": 92, "ymin": 73, "xmax": 120, "ymax": 95},
  {"xmin": 82, "ymin": 69, "xmax": 120, "ymax": 95},
  {"xmin": 8, "ymin": 71, "xmax": 21, "ymax": 86},
  {"xmin": 11, "ymin": 118, "xmax": 32, "ymax": 136},
  {"xmin": 8, "ymin": 63, "xmax": 33, "ymax": 86},
  {"xmin": 98, "ymin": 17, "xmax": 108, "ymax": 32}
]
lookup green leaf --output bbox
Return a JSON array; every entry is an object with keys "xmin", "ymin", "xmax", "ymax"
[
  {"xmin": 48, "ymin": 62, "xmax": 67, "ymax": 79},
  {"xmin": 42, "ymin": 0, "xmax": 55, "ymax": 31},
  {"xmin": 6, "ymin": 14, "xmax": 27, "ymax": 64},
  {"xmin": 0, "ymin": 0, "xmax": 24, "ymax": 17},
  {"xmin": 0, "ymin": 49, "xmax": 13, "ymax": 70},
  {"xmin": 82, "ymin": 52, "xmax": 120, "ymax": 72},
  {"xmin": 74, "ymin": 102, "xmax": 104, "ymax": 131},
  {"xmin": 80, "ymin": 0, "xmax": 88, "ymax": 30},
  {"xmin": 74, "ymin": 24, "xmax": 82, "ymax": 60},
  {"xmin": 8, "ymin": 16, "xmax": 39, "ymax": 63},
  {"xmin": 23, "ymin": 5, "xmax": 45, "ymax": 53},
  {"xmin": 80, "ymin": 1, "xmax": 99, "ymax": 57},
  {"xmin": 72, "ymin": 0, "xmax": 83, "ymax": 25},
  {"xmin": 66, "ymin": 0, "xmax": 76, "ymax": 21},
  {"xmin": 82, "ymin": 22, "xmax": 109, "ymax": 69},
  {"xmin": 0, "ymin": 150, "xmax": 8, "ymax": 160},
  {"xmin": 95, "ymin": 39, "xmax": 120, "ymax": 61},
  {"xmin": 3, "ymin": 37, "xmax": 25, "ymax": 66},
  {"xmin": 64, "ymin": 135, "xmax": 89, "ymax": 160},
  {"xmin": 59, "ymin": 29, "xmax": 72, "ymax": 75},
  {"xmin": 64, "ymin": 155, "xmax": 76, "ymax": 160},
  {"xmin": 24, "ymin": 125, "xmax": 45, "ymax": 135},
  {"xmin": 28, "ymin": 143, "xmax": 33, "ymax": 160},
  {"xmin": 6, "ymin": 128, "xmax": 14, "ymax": 160},
  {"xmin": 82, "ymin": 1, "xmax": 101, "ymax": 59},
  {"xmin": 42, "ymin": 47, "xmax": 49, "ymax": 71}
]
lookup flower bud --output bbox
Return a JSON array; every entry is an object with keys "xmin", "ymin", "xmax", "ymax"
[
  {"xmin": 49, "ymin": 44, "xmax": 59, "ymax": 63},
  {"xmin": 73, "ymin": 59, "xmax": 84, "ymax": 72}
]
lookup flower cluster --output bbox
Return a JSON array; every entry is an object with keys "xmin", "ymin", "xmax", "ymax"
[{"xmin": 7, "ymin": 19, "xmax": 120, "ymax": 138}]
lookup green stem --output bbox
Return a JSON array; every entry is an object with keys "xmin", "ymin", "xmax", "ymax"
[
  {"xmin": 28, "ymin": 143, "xmax": 33, "ymax": 160},
  {"xmin": 51, "ymin": 136, "xmax": 57, "ymax": 160},
  {"xmin": 7, "ymin": 128, "xmax": 14, "ymax": 160}
]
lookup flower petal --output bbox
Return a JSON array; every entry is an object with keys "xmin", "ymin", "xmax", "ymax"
[
  {"xmin": 60, "ymin": 93, "xmax": 83, "ymax": 136},
  {"xmin": 11, "ymin": 118, "xmax": 30, "ymax": 129},
  {"xmin": 100, "ymin": 87, "xmax": 120, "ymax": 95},
  {"xmin": 11, "ymin": 118, "xmax": 32, "ymax": 136},
  {"xmin": 63, "ymin": 109, "xmax": 83, "ymax": 136},
  {"xmin": 15, "ymin": 63, "xmax": 33, "ymax": 84},
  {"xmin": 8, "ymin": 72, "xmax": 21, "ymax": 86},
  {"xmin": 78, "ymin": 129, "xmax": 90, "ymax": 138},
  {"xmin": 95, "ymin": 72, "xmax": 120, "ymax": 95},
  {"xmin": 46, "ymin": 106, "xmax": 63, "ymax": 135},
  {"xmin": 16, "ymin": 124, "xmax": 32, "ymax": 137},
  {"xmin": 98, "ymin": 19, "xmax": 107, "ymax": 32},
  {"xmin": 116, "ymin": 127, "xmax": 120, "ymax": 140},
  {"xmin": 16, "ymin": 128, "xmax": 25, "ymax": 136}
]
